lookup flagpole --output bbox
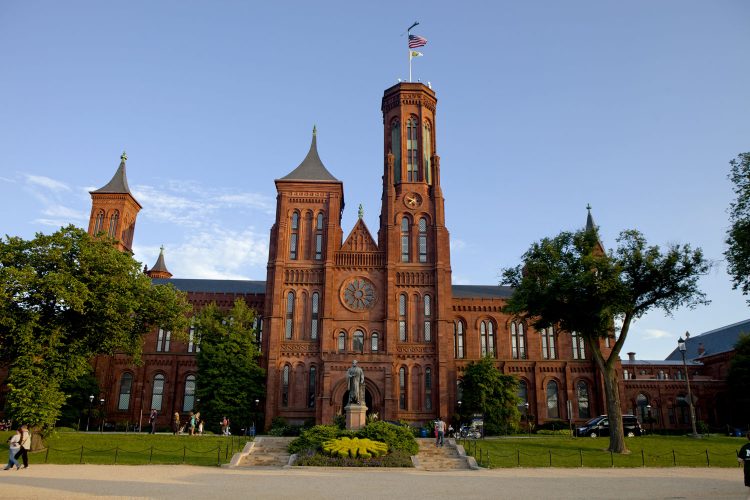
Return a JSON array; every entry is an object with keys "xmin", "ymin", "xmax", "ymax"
[
  {"xmin": 409, "ymin": 50, "xmax": 412, "ymax": 83},
  {"xmin": 407, "ymin": 21, "xmax": 418, "ymax": 83}
]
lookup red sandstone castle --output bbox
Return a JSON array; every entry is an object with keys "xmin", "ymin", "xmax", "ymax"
[{"xmin": 83, "ymin": 82, "xmax": 736, "ymax": 432}]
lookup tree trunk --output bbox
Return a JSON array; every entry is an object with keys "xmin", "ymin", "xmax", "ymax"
[{"xmin": 601, "ymin": 367, "xmax": 628, "ymax": 454}]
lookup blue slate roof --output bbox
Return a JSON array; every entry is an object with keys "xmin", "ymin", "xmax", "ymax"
[
  {"xmin": 664, "ymin": 318, "xmax": 750, "ymax": 361},
  {"xmin": 450, "ymin": 285, "xmax": 514, "ymax": 299},
  {"xmin": 151, "ymin": 278, "xmax": 266, "ymax": 294}
]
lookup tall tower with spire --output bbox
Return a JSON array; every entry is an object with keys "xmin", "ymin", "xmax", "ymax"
[{"xmin": 88, "ymin": 152, "xmax": 142, "ymax": 253}]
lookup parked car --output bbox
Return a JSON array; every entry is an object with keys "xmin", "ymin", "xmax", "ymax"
[{"xmin": 576, "ymin": 415, "xmax": 643, "ymax": 438}]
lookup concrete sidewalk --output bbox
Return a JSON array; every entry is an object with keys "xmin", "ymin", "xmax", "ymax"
[{"xmin": 0, "ymin": 464, "xmax": 746, "ymax": 499}]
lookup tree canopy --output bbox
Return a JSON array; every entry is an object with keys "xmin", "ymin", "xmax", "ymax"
[
  {"xmin": 725, "ymin": 152, "xmax": 750, "ymax": 302},
  {"xmin": 0, "ymin": 225, "xmax": 191, "ymax": 431},
  {"xmin": 195, "ymin": 298, "xmax": 265, "ymax": 434},
  {"xmin": 727, "ymin": 333, "xmax": 750, "ymax": 425},
  {"xmin": 458, "ymin": 357, "xmax": 521, "ymax": 435},
  {"xmin": 502, "ymin": 227, "xmax": 709, "ymax": 452}
]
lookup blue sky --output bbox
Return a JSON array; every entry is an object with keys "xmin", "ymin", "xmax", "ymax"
[{"xmin": 1, "ymin": 1, "xmax": 749, "ymax": 360}]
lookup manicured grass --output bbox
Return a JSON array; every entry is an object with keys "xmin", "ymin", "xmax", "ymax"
[
  {"xmin": 0, "ymin": 430, "xmax": 252, "ymax": 466},
  {"xmin": 459, "ymin": 434, "xmax": 745, "ymax": 468}
]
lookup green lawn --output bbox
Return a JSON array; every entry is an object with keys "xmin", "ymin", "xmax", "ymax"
[
  {"xmin": 0, "ymin": 431, "xmax": 252, "ymax": 466},
  {"xmin": 459, "ymin": 435, "xmax": 746, "ymax": 468}
]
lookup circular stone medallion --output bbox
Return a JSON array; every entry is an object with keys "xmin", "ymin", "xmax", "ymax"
[{"xmin": 341, "ymin": 277, "xmax": 377, "ymax": 311}]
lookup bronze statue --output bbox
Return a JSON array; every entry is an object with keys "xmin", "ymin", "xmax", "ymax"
[{"xmin": 347, "ymin": 360, "xmax": 365, "ymax": 405}]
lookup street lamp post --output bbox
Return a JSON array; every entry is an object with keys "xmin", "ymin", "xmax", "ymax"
[
  {"xmin": 524, "ymin": 402, "xmax": 530, "ymax": 438},
  {"xmin": 677, "ymin": 334, "xmax": 699, "ymax": 438},
  {"xmin": 86, "ymin": 395, "xmax": 94, "ymax": 432},
  {"xmin": 252, "ymin": 398, "xmax": 260, "ymax": 437},
  {"xmin": 646, "ymin": 404, "xmax": 653, "ymax": 434},
  {"xmin": 457, "ymin": 400, "xmax": 462, "ymax": 436},
  {"xmin": 99, "ymin": 398, "xmax": 105, "ymax": 432}
]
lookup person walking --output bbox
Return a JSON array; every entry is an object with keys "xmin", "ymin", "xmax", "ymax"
[
  {"xmin": 196, "ymin": 412, "xmax": 203, "ymax": 436},
  {"xmin": 188, "ymin": 412, "xmax": 195, "ymax": 436},
  {"xmin": 14, "ymin": 425, "xmax": 30, "ymax": 469},
  {"xmin": 172, "ymin": 412, "xmax": 180, "ymax": 435},
  {"xmin": 435, "ymin": 417, "xmax": 446, "ymax": 447},
  {"xmin": 738, "ymin": 431, "xmax": 750, "ymax": 488},
  {"xmin": 149, "ymin": 409, "xmax": 158, "ymax": 434},
  {"xmin": 4, "ymin": 429, "xmax": 21, "ymax": 470}
]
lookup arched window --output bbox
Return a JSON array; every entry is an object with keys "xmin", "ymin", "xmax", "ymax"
[
  {"xmin": 518, "ymin": 379, "xmax": 528, "ymax": 416},
  {"xmin": 636, "ymin": 393, "xmax": 649, "ymax": 423},
  {"xmin": 353, "ymin": 330, "xmax": 364, "ymax": 353},
  {"xmin": 183, "ymin": 375, "xmax": 196, "ymax": 412},
  {"xmin": 399, "ymin": 293, "xmax": 408, "ymax": 341},
  {"xmin": 480, "ymin": 320, "xmax": 496, "ymax": 357},
  {"xmin": 577, "ymin": 380, "xmax": 590, "ymax": 419},
  {"xmin": 188, "ymin": 323, "xmax": 196, "ymax": 353},
  {"xmin": 289, "ymin": 212, "xmax": 299, "ymax": 260},
  {"xmin": 371, "ymin": 332, "xmax": 379, "ymax": 352},
  {"xmin": 418, "ymin": 217, "xmax": 428, "ymax": 262},
  {"xmin": 338, "ymin": 331, "xmax": 346, "ymax": 352},
  {"xmin": 406, "ymin": 117, "xmax": 418, "ymax": 181},
  {"xmin": 93, "ymin": 209, "xmax": 105, "ymax": 234},
  {"xmin": 423, "ymin": 121, "xmax": 432, "ymax": 185},
  {"xmin": 282, "ymin": 365, "xmax": 290, "ymax": 407},
  {"xmin": 156, "ymin": 328, "xmax": 171, "ymax": 352},
  {"xmin": 285, "ymin": 292, "xmax": 295, "ymax": 339},
  {"xmin": 487, "ymin": 321, "xmax": 495, "ymax": 357},
  {"xmin": 511, "ymin": 322, "xmax": 526, "ymax": 359},
  {"xmin": 546, "ymin": 380, "xmax": 559, "ymax": 419},
  {"xmin": 425, "ymin": 367, "xmax": 433, "ymax": 411},
  {"xmin": 310, "ymin": 292, "xmax": 320, "ymax": 340},
  {"xmin": 303, "ymin": 211, "xmax": 313, "ymax": 259},
  {"xmin": 676, "ymin": 394, "xmax": 689, "ymax": 424},
  {"xmin": 399, "ymin": 367, "xmax": 407, "ymax": 409},
  {"xmin": 164, "ymin": 330, "xmax": 171, "ymax": 352},
  {"xmin": 541, "ymin": 327, "xmax": 556, "ymax": 359},
  {"xmin": 314, "ymin": 213, "xmax": 324, "ymax": 260},
  {"xmin": 572, "ymin": 331, "xmax": 586, "ymax": 359},
  {"xmin": 454, "ymin": 321, "xmax": 465, "ymax": 359},
  {"xmin": 401, "ymin": 217, "xmax": 410, "ymax": 262},
  {"xmin": 151, "ymin": 374, "xmax": 165, "ymax": 411},
  {"xmin": 118, "ymin": 373, "xmax": 133, "ymax": 411},
  {"xmin": 308, "ymin": 366, "xmax": 316, "ymax": 408},
  {"xmin": 423, "ymin": 295, "xmax": 432, "ymax": 342},
  {"xmin": 391, "ymin": 119, "xmax": 401, "ymax": 183},
  {"xmin": 623, "ymin": 369, "xmax": 630, "ymax": 380},
  {"xmin": 108, "ymin": 210, "xmax": 119, "ymax": 238},
  {"xmin": 480, "ymin": 321, "xmax": 488, "ymax": 357}
]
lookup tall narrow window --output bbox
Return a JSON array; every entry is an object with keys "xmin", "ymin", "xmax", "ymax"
[
  {"xmin": 454, "ymin": 321, "xmax": 465, "ymax": 359},
  {"xmin": 401, "ymin": 217, "xmax": 410, "ymax": 262},
  {"xmin": 108, "ymin": 210, "xmax": 119, "ymax": 238},
  {"xmin": 480, "ymin": 321, "xmax": 488, "ymax": 357},
  {"xmin": 487, "ymin": 321, "xmax": 495, "ymax": 357},
  {"xmin": 511, "ymin": 322, "xmax": 526, "ymax": 359},
  {"xmin": 93, "ymin": 209, "xmax": 105, "ymax": 234},
  {"xmin": 151, "ymin": 374, "xmax": 165, "ymax": 411},
  {"xmin": 371, "ymin": 332, "xmax": 379, "ymax": 352},
  {"xmin": 163, "ymin": 330, "xmax": 171, "ymax": 352},
  {"xmin": 423, "ymin": 295, "xmax": 432, "ymax": 342},
  {"xmin": 353, "ymin": 330, "xmax": 364, "ymax": 353},
  {"xmin": 546, "ymin": 380, "xmax": 559, "ymax": 419},
  {"xmin": 399, "ymin": 293, "xmax": 407, "ymax": 341},
  {"xmin": 289, "ymin": 212, "xmax": 299, "ymax": 260},
  {"xmin": 282, "ymin": 366, "xmax": 289, "ymax": 407},
  {"xmin": 308, "ymin": 366, "xmax": 316, "ymax": 408},
  {"xmin": 518, "ymin": 379, "xmax": 528, "ymax": 416},
  {"xmin": 406, "ymin": 117, "xmax": 418, "ymax": 181},
  {"xmin": 285, "ymin": 292, "xmax": 295, "ymax": 339},
  {"xmin": 314, "ymin": 213, "xmax": 324, "ymax": 260},
  {"xmin": 338, "ymin": 332, "xmax": 345, "ymax": 352},
  {"xmin": 418, "ymin": 217, "xmax": 428, "ymax": 262},
  {"xmin": 425, "ymin": 367, "xmax": 432, "ymax": 411},
  {"xmin": 310, "ymin": 292, "xmax": 319, "ymax": 340},
  {"xmin": 255, "ymin": 317, "xmax": 262, "ymax": 352},
  {"xmin": 391, "ymin": 119, "xmax": 401, "ymax": 183},
  {"xmin": 541, "ymin": 327, "xmax": 556, "ymax": 359},
  {"xmin": 183, "ymin": 375, "xmax": 196, "ymax": 412},
  {"xmin": 572, "ymin": 331, "xmax": 586, "ymax": 359},
  {"xmin": 188, "ymin": 324, "xmax": 196, "ymax": 353},
  {"xmin": 423, "ymin": 121, "xmax": 432, "ymax": 185},
  {"xmin": 399, "ymin": 367, "xmax": 407, "ymax": 409},
  {"xmin": 118, "ymin": 373, "xmax": 133, "ymax": 411},
  {"xmin": 577, "ymin": 380, "xmax": 590, "ymax": 419}
]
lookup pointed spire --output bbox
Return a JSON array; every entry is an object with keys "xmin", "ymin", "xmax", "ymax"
[
  {"xmin": 278, "ymin": 127, "xmax": 339, "ymax": 182},
  {"xmin": 585, "ymin": 203, "xmax": 596, "ymax": 232},
  {"xmin": 146, "ymin": 245, "xmax": 172, "ymax": 279},
  {"xmin": 92, "ymin": 152, "xmax": 133, "ymax": 195}
]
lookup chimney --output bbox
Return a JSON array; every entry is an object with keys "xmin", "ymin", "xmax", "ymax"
[
  {"xmin": 627, "ymin": 352, "xmax": 636, "ymax": 361},
  {"xmin": 697, "ymin": 343, "xmax": 705, "ymax": 356}
]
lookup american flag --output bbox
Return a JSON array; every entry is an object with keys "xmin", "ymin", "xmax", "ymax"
[{"xmin": 408, "ymin": 34, "xmax": 427, "ymax": 49}]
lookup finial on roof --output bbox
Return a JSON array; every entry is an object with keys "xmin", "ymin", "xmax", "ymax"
[
  {"xmin": 358, "ymin": 204, "xmax": 364, "ymax": 219},
  {"xmin": 313, "ymin": 125, "xmax": 316, "ymax": 136},
  {"xmin": 586, "ymin": 203, "xmax": 591, "ymax": 212},
  {"xmin": 121, "ymin": 151, "xmax": 127, "ymax": 162},
  {"xmin": 586, "ymin": 204, "xmax": 596, "ymax": 232}
]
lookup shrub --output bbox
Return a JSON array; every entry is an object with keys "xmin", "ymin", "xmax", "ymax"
[
  {"xmin": 288, "ymin": 425, "xmax": 348, "ymax": 454},
  {"xmin": 295, "ymin": 449, "xmax": 413, "ymax": 467},
  {"xmin": 536, "ymin": 419, "xmax": 567, "ymax": 432},
  {"xmin": 356, "ymin": 421, "xmax": 419, "ymax": 455},
  {"xmin": 536, "ymin": 429, "xmax": 572, "ymax": 436},
  {"xmin": 322, "ymin": 437, "xmax": 388, "ymax": 459}
]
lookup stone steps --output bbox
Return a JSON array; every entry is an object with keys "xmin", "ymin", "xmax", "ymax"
[
  {"xmin": 238, "ymin": 436, "xmax": 294, "ymax": 467},
  {"xmin": 415, "ymin": 438, "xmax": 472, "ymax": 471}
]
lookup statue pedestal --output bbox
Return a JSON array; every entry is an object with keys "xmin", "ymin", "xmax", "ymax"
[{"xmin": 344, "ymin": 404, "xmax": 367, "ymax": 430}]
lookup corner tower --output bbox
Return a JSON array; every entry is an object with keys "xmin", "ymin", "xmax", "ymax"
[{"xmin": 88, "ymin": 152, "xmax": 142, "ymax": 253}]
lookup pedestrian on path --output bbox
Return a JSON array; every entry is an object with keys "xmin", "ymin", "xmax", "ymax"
[
  {"xmin": 738, "ymin": 431, "xmax": 750, "ymax": 488},
  {"xmin": 4, "ymin": 428, "xmax": 21, "ymax": 470},
  {"xmin": 434, "ymin": 417, "xmax": 446, "ymax": 447},
  {"xmin": 14, "ymin": 425, "xmax": 31, "ymax": 469}
]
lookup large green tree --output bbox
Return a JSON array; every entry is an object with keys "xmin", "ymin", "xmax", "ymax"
[
  {"xmin": 458, "ymin": 357, "xmax": 521, "ymax": 435},
  {"xmin": 725, "ymin": 152, "xmax": 750, "ymax": 302},
  {"xmin": 0, "ymin": 225, "xmax": 191, "ymax": 433},
  {"xmin": 195, "ymin": 298, "xmax": 265, "ymax": 434},
  {"xmin": 727, "ymin": 333, "xmax": 750, "ymax": 425},
  {"xmin": 502, "ymin": 228, "xmax": 709, "ymax": 453}
]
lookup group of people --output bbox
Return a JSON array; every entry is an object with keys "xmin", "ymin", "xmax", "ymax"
[
  {"xmin": 0, "ymin": 419, "xmax": 12, "ymax": 431},
  {"xmin": 3, "ymin": 425, "xmax": 31, "ymax": 470}
]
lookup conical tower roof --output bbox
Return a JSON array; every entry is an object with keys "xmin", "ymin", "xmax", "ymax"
[
  {"xmin": 92, "ymin": 151, "xmax": 134, "ymax": 194},
  {"xmin": 146, "ymin": 246, "xmax": 172, "ymax": 279},
  {"xmin": 278, "ymin": 127, "xmax": 339, "ymax": 182}
]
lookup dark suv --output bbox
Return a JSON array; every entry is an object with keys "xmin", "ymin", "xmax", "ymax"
[{"xmin": 576, "ymin": 415, "xmax": 643, "ymax": 438}]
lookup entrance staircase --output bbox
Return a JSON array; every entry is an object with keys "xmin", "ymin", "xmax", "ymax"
[
  {"xmin": 236, "ymin": 436, "xmax": 293, "ymax": 467},
  {"xmin": 415, "ymin": 438, "xmax": 474, "ymax": 471}
]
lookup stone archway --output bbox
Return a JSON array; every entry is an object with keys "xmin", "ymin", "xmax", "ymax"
[{"xmin": 341, "ymin": 389, "xmax": 373, "ymax": 413}]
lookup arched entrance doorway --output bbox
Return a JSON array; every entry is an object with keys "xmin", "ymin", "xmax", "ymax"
[{"xmin": 342, "ymin": 389, "xmax": 374, "ymax": 415}]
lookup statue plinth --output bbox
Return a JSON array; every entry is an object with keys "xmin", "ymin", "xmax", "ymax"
[{"xmin": 344, "ymin": 404, "xmax": 367, "ymax": 430}]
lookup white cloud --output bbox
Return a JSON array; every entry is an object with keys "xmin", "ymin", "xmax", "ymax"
[
  {"xmin": 452, "ymin": 274, "xmax": 471, "ymax": 285},
  {"xmin": 642, "ymin": 328, "xmax": 672, "ymax": 340},
  {"xmin": 25, "ymin": 174, "xmax": 71, "ymax": 192},
  {"xmin": 450, "ymin": 237, "xmax": 467, "ymax": 251},
  {"xmin": 41, "ymin": 204, "xmax": 88, "ymax": 222},
  {"xmin": 215, "ymin": 193, "xmax": 275, "ymax": 213}
]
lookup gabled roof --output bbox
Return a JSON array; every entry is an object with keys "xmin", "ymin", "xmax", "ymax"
[
  {"xmin": 277, "ymin": 127, "xmax": 339, "ymax": 182},
  {"xmin": 341, "ymin": 218, "xmax": 378, "ymax": 252},
  {"xmin": 664, "ymin": 318, "xmax": 750, "ymax": 361},
  {"xmin": 92, "ymin": 152, "xmax": 134, "ymax": 195}
]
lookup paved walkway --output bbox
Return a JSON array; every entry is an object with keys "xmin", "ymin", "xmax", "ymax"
[{"xmin": 0, "ymin": 464, "xmax": 747, "ymax": 499}]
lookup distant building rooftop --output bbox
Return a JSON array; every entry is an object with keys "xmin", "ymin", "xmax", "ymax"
[{"xmin": 664, "ymin": 318, "xmax": 750, "ymax": 361}]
